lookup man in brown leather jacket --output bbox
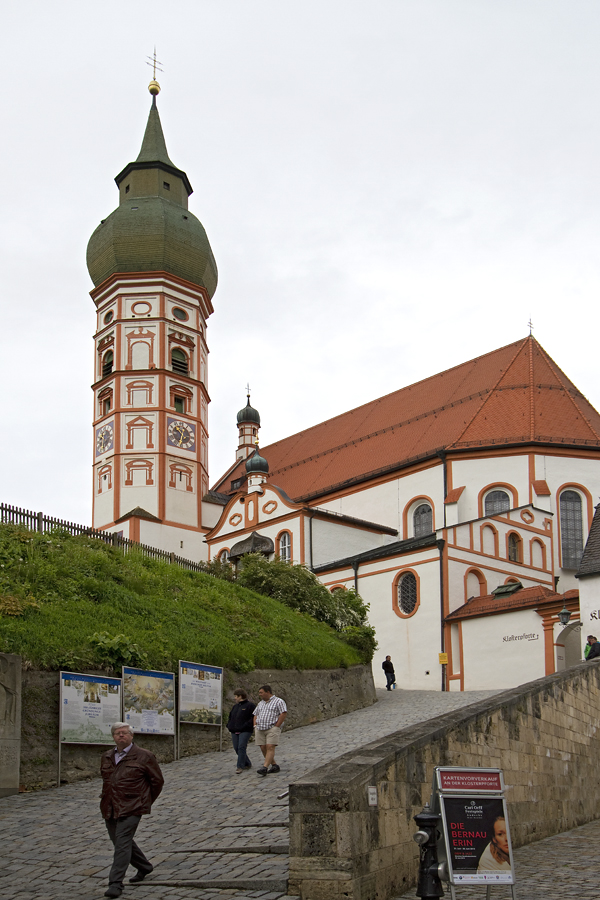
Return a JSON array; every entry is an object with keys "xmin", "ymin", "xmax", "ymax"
[{"xmin": 100, "ymin": 722, "xmax": 164, "ymax": 898}]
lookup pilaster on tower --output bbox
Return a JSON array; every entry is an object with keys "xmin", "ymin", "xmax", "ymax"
[{"xmin": 86, "ymin": 81, "xmax": 218, "ymax": 559}]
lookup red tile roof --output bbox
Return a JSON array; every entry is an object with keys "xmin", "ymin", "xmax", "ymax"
[
  {"xmin": 444, "ymin": 486, "xmax": 465, "ymax": 504},
  {"xmin": 532, "ymin": 480, "xmax": 551, "ymax": 496},
  {"xmin": 445, "ymin": 586, "xmax": 578, "ymax": 621},
  {"xmin": 212, "ymin": 337, "xmax": 600, "ymax": 502}
]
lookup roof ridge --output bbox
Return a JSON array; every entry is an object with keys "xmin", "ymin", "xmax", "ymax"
[
  {"xmin": 533, "ymin": 341, "xmax": 600, "ymax": 442},
  {"xmin": 449, "ymin": 337, "xmax": 529, "ymax": 448},
  {"xmin": 256, "ymin": 338, "xmax": 528, "ymax": 453}
]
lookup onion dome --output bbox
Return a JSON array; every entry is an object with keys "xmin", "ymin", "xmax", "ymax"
[
  {"xmin": 86, "ymin": 87, "xmax": 218, "ymax": 296},
  {"xmin": 245, "ymin": 447, "xmax": 269, "ymax": 474},
  {"xmin": 237, "ymin": 395, "xmax": 261, "ymax": 426}
]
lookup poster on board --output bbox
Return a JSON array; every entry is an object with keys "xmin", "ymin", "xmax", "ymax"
[
  {"xmin": 179, "ymin": 661, "xmax": 223, "ymax": 725},
  {"xmin": 440, "ymin": 795, "xmax": 514, "ymax": 884},
  {"xmin": 122, "ymin": 667, "xmax": 175, "ymax": 735},
  {"xmin": 60, "ymin": 672, "xmax": 121, "ymax": 744}
]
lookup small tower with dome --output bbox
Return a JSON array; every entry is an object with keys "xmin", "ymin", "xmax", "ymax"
[
  {"xmin": 245, "ymin": 445, "xmax": 269, "ymax": 491},
  {"xmin": 236, "ymin": 391, "xmax": 261, "ymax": 460}
]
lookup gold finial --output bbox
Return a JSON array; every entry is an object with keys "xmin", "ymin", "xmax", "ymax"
[{"xmin": 146, "ymin": 47, "xmax": 163, "ymax": 96}]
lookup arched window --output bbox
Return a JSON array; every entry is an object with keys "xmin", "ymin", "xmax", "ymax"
[
  {"xmin": 396, "ymin": 572, "xmax": 418, "ymax": 616},
  {"xmin": 102, "ymin": 350, "xmax": 114, "ymax": 378},
  {"xmin": 219, "ymin": 549, "xmax": 229, "ymax": 563},
  {"xmin": 508, "ymin": 533, "xmax": 522, "ymax": 563},
  {"xmin": 171, "ymin": 348, "xmax": 189, "ymax": 376},
  {"xmin": 560, "ymin": 490, "xmax": 583, "ymax": 569},
  {"xmin": 485, "ymin": 490, "xmax": 510, "ymax": 516},
  {"xmin": 278, "ymin": 531, "xmax": 291, "ymax": 563},
  {"xmin": 413, "ymin": 503, "xmax": 433, "ymax": 537}
]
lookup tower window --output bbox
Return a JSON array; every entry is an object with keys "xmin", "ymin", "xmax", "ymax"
[
  {"xmin": 163, "ymin": 181, "xmax": 170, "ymax": 190},
  {"xmin": 172, "ymin": 307, "xmax": 188, "ymax": 321},
  {"xmin": 171, "ymin": 348, "xmax": 189, "ymax": 376},
  {"xmin": 174, "ymin": 396, "xmax": 185, "ymax": 414},
  {"xmin": 103, "ymin": 397, "xmax": 111, "ymax": 415},
  {"xmin": 125, "ymin": 184, "xmax": 130, "ymax": 194},
  {"xmin": 103, "ymin": 310, "xmax": 114, "ymax": 325},
  {"xmin": 102, "ymin": 350, "xmax": 114, "ymax": 379}
]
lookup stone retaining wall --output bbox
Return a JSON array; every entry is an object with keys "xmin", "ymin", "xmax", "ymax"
[
  {"xmin": 289, "ymin": 660, "xmax": 600, "ymax": 900},
  {"xmin": 20, "ymin": 663, "xmax": 375, "ymax": 790}
]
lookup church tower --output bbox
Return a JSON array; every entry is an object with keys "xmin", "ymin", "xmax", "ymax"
[{"xmin": 86, "ymin": 80, "xmax": 217, "ymax": 558}]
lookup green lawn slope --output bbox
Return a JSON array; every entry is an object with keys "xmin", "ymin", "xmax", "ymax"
[{"xmin": 0, "ymin": 525, "xmax": 363, "ymax": 672}]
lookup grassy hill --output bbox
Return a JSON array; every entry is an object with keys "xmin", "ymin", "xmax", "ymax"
[{"xmin": 0, "ymin": 525, "xmax": 364, "ymax": 672}]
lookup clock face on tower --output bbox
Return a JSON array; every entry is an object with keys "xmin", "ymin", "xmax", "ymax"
[
  {"xmin": 96, "ymin": 422, "xmax": 114, "ymax": 456},
  {"xmin": 167, "ymin": 418, "xmax": 196, "ymax": 450}
]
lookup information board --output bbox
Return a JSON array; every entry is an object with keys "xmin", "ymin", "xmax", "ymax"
[
  {"xmin": 433, "ymin": 767, "xmax": 515, "ymax": 888},
  {"xmin": 179, "ymin": 660, "xmax": 223, "ymax": 725},
  {"xmin": 60, "ymin": 671, "xmax": 121, "ymax": 744},
  {"xmin": 122, "ymin": 667, "xmax": 175, "ymax": 735}
]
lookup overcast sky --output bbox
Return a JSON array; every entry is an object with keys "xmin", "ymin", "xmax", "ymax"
[{"xmin": 2, "ymin": 1, "xmax": 600, "ymax": 524}]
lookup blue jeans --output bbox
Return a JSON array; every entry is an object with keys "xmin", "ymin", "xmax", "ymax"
[
  {"xmin": 231, "ymin": 731, "xmax": 251, "ymax": 768},
  {"xmin": 385, "ymin": 672, "xmax": 395, "ymax": 690}
]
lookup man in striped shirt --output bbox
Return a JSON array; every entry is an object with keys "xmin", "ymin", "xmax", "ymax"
[{"xmin": 253, "ymin": 684, "xmax": 287, "ymax": 776}]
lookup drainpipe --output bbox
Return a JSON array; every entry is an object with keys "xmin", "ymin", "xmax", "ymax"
[
  {"xmin": 438, "ymin": 450, "xmax": 447, "ymax": 528},
  {"xmin": 308, "ymin": 511, "xmax": 315, "ymax": 571},
  {"xmin": 437, "ymin": 539, "xmax": 446, "ymax": 691},
  {"xmin": 352, "ymin": 560, "xmax": 359, "ymax": 593}
]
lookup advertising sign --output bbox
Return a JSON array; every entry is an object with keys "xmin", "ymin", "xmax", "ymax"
[
  {"xmin": 60, "ymin": 671, "xmax": 121, "ymax": 744},
  {"xmin": 122, "ymin": 667, "xmax": 175, "ymax": 735},
  {"xmin": 437, "ymin": 768, "xmax": 503, "ymax": 792},
  {"xmin": 440, "ymin": 794, "xmax": 514, "ymax": 884},
  {"xmin": 179, "ymin": 661, "xmax": 223, "ymax": 725}
]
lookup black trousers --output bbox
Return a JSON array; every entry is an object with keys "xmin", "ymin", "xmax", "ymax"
[{"xmin": 105, "ymin": 815, "xmax": 152, "ymax": 887}]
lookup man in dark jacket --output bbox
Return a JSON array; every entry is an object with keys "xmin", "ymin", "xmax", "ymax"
[
  {"xmin": 227, "ymin": 690, "xmax": 256, "ymax": 773},
  {"xmin": 382, "ymin": 655, "xmax": 395, "ymax": 690},
  {"xmin": 100, "ymin": 722, "xmax": 164, "ymax": 898}
]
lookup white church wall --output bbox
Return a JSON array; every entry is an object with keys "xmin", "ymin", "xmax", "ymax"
[
  {"xmin": 318, "ymin": 480, "xmax": 402, "ymax": 531},
  {"xmin": 120, "ymin": 483, "xmax": 158, "ymax": 518},
  {"xmin": 93, "ymin": 488, "xmax": 114, "ymax": 527},
  {"xmin": 451, "ymin": 455, "xmax": 529, "ymax": 521},
  {"xmin": 202, "ymin": 501, "xmax": 225, "ymax": 529},
  {"xmin": 139, "ymin": 520, "xmax": 208, "ymax": 561},
  {"xmin": 165, "ymin": 488, "xmax": 197, "ymax": 528},
  {"xmin": 461, "ymin": 609, "xmax": 544, "ymax": 690},
  {"xmin": 309, "ymin": 518, "xmax": 395, "ymax": 568}
]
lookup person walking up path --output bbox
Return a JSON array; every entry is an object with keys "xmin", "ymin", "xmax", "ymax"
[
  {"xmin": 382, "ymin": 655, "xmax": 395, "ymax": 690},
  {"xmin": 253, "ymin": 684, "xmax": 287, "ymax": 776},
  {"xmin": 226, "ymin": 689, "xmax": 256, "ymax": 773}
]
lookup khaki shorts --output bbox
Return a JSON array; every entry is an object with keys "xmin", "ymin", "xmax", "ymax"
[{"xmin": 255, "ymin": 725, "xmax": 281, "ymax": 746}]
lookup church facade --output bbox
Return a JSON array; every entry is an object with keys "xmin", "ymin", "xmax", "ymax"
[{"xmin": 87, "ymin": 87, "xmax": 599, "ymax": 690}]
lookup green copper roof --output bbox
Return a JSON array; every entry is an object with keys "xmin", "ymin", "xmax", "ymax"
[
  {"xmin": 135, "ymin": 98, "xmax": 175, "ymax": 166},
  {"xmin": 86, "ymin": 97, "xmax": 217, "ymax": 295}
]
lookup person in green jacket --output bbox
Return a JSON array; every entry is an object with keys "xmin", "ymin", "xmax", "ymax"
[{"xmin": 585, "ymin": 635, "xmax": 597, "ymax": 659}]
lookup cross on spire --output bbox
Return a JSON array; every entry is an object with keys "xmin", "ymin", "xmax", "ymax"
[
  {"xmin": 528, "ymin": 318, "xmax": 534, "ymax": 336},
  {"xmin": 246, "ymin": 382, "xmax": 251, "ymax": 400},
  {"xmin": 146, "ymin": 48, "xmax": 164, "ymax": 81}
]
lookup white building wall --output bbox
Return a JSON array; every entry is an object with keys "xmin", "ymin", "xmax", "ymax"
[
  {"xmin": 577, "ymin": 574, "xmax": 600, "ymax": 657},
  {"xmin": 461, "ymin": 609, "xmax": 544, "ymax": 690},
  {"xmin": 309, "ymin": 518, "xmax": 396, "ymax": 568},
  {"xmin": 139, "ymin": 521, "xmax": 208, "ymax": 561},
  {"xmin": 450, "ymin": 455, "xmax": 529, "ymax": 521}
]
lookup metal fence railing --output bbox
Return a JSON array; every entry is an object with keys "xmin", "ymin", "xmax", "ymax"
[{"xmin": 0, "ymin": 502, "xmax": 208, "ymax": 573}]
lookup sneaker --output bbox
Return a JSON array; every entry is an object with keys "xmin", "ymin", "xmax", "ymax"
[
  {"xmin": 236, "ymin": 767, "xmax": 243, "ymax": 774},
  {"xmin": 257, "ymin": 766, "xmax": 268, "ymax": 776},
  {"xmin": 267, "ymin": 764, "xmax": 281, "ymax": 774}
]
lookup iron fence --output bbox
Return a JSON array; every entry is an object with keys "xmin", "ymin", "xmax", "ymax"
[{"xmin": 0, "ymin": 503, "xmax": 208, "ymax": 573}]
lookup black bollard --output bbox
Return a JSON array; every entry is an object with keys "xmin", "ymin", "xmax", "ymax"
[{"xmin": 413, "ymin": 802, "xmax": 444, "ymax": 899}]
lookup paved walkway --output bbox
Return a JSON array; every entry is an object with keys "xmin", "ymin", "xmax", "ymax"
[{"xmin": 0, "ymin": 687, "xmax": 595, "ymax": 900}]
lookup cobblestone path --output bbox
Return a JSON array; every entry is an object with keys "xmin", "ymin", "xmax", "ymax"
[{"xmin": 1, "ymin": 686, "xmax": 594, "ymax": 900}]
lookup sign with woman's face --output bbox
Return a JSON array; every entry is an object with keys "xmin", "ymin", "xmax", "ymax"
[{"xmin": 440, "ymin": 795, "xmax": 514, "ymax": 885}]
